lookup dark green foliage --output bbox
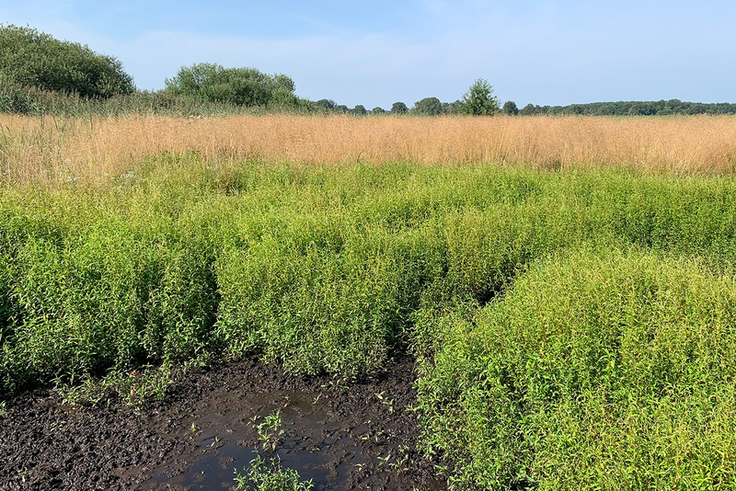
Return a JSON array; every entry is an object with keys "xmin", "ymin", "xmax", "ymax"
[
  {"xmin": 519, "ymin": 99, "xmax": 736, "ymax": 116},
  {"xmin": 0, "ymin": 24, "xmax": 134, "ymax": 99},
  {"xmin": 413, "ymin": 97, "xmax": 443, "ymax": 116},
  {"xmin": 520, "ymin": 103, "xmax": 543, "ymax": 115},
  {"xmin": 371, "ymin": 106, "xmax": 385, "ymax": 114},
  {"xmin": 502, "ymin": 100, "xmax": 518, "ymax": 115},
  {"xmin": 460, "ymin": 78, "xmax": 499, "ymax": 116},
  {"xmin": 313, "ymin": 99, "xmax": 336, "ymax": 112},
  {"xmin": 442, "ymin": 100, "xmax": 463, "ymax": 115},
  {"xmin": 391, "ymin": 101, "xmax": 408, "ymax": 114},
  {"xmin": 352, "ymin": 104, "xmax": 367, "ymax": 116},
  {"xmin": 164, "ymin": 63, "xmax": 299, "ymax": 108}
]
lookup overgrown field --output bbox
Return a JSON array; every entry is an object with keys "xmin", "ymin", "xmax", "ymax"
[
  {"xmin": 3, "ymin": 114, "xmax": 736, "ymax": 186},
  {"xmin": 3, "ymin": 154, "xmax": 736, "ymax": 489}
]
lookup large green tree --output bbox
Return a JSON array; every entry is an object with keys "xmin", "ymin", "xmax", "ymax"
[
  {"xmin": 0, "ymin": 24, "xmax": 134, "ymax": 98},
  {"xmin": 460, "ymin": 78, "xmax": 499, "ymax": 116},
  {"xmin": 165, "ymin": 63, "xmax": 297, "ymax": 107},
  {"xmin": 413, "ymin": 97, "xmax": 443, "ymax": 116}
]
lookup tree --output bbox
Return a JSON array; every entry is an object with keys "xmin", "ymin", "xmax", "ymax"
[
  {"xmin": 352, "ymin": 104, "xmax": 367, "ymax": 116},
  {"xmin": 502, "ymin": 101, "xmax": 518, "ymax": 115},
  {"xmin": 314, "ymin": 99, "xmax": 336, "ymax": 111},
  {"xmin": 520, "ymin": 103, "xmax": 540, "ymax": 116},
  {"xmin": 0, "ymin": 24, "xmax": 134, "ymax": 98},
  {"xmin": 460, "ymin": 78, "xmax": 499, "ymax": 116},
  {"xmin": 413, "ymin": 97, "xmax": 443, "ymax": 116},
  {"xmin": 391, "ymin": 101, "xmax": 408, "ymax": 114},
  {"xmin": 372, "ymin": 106, "xmax": 385, "ymax": 114},
  {"xmin": 165, "ymin": 63, "xmax": 297, "ymax": 107},
  {"xmin": 443, "ymin": 100, "xmax": 463, "ymax": 115}
]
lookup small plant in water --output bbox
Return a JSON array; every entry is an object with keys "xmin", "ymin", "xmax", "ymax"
[
  {"xmin": 234, "ymin": 454, "xmax": 313, "ymax": 491},
  {"xmin": 253, "ymin": 410, "xmax": 286, "ymax": 452}
]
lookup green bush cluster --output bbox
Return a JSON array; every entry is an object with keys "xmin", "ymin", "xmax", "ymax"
[
  {"xmin": 164, "ymin": 63, "xmax": 307, "ymax": 110},
  {"xmin": 417, "ymin": 249, "xmax": 736, "ymax": 489},
  {"xmin": 0, "ymin": 24, "xmax": 134, "ymax": 99},
  {"xmin": 0, "ymin": 188, "xmax": 221, "ymax": 390},
  {"xmin": 3, "ymin": 159, "xmax": 736, "ymax": 487}
]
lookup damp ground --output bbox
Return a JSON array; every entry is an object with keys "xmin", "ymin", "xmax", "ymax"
[{"xmin": 0, "ymin": 356, "xmax": 447, "ymax": 490}]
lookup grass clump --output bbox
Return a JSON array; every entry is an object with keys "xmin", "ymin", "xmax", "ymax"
[{"xmin": 416, "ymin": 247, "xmax": 736, "ymax": 489}]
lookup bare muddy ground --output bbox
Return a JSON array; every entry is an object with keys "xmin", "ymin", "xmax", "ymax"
[{"xmin": 0, "ymin": 356, "xmax": 447, "ymax": 490}]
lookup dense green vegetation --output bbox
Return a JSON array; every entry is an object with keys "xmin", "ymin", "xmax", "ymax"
[
  {"xmin": 164, "ymin": 62, "xmax": 309, "ymax": 110},
  {"xmin": 0, "ymin": 84, "xmax": 284, "ymax": 117},
  {"xmin": 2, "ymin": 158, "xmax": 736, "ymax": 488},
  {"xmin": 520, "ymin": 99, "xmax": 736, "ymax": 116},
  {"xmin": 0, "ymin": 24, "xmax": 134, "ymax": 99},
  {"xmin": 417, "ymin": 250, "xmax": 736, "ymax": 489}
]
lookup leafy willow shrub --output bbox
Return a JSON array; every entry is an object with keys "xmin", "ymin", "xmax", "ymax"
[
  {"xmin": 0, "ymin": 24, "xmax": 134, "ymax": 99},
  {"xmin": 164, "ymin": 63, "xmax": 302, "ymax": 109},
  {"xmin": 417, "ymin": 248, "xmax": 736, "ymax": 490},
  {"xmin": 216, "ymin": 215, "xmax": 419, "ymax": 377},
  {"xmin": 0, "ymin": 220, "xmax": 219, "ymax": 391},
  {"xmin": 607, "ymin": 177, "xmax": 736, "ymax": 257}
]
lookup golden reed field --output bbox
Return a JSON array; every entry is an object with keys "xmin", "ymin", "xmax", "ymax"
[{"xmin": 1, "ymin": 113, "xmax": 736, "ymax": 185}]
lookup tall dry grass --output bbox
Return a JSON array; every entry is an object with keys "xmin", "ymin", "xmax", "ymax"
[{"xmin": 2, "ymin": 113, "xmax": 736, "ymax": 185}]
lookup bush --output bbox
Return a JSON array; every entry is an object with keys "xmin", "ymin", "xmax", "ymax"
[
  {"xmin": 0, "ymin": 24, "xmax": 134, "ymax": 98},
  {"xmin": 502, "ymin": 101, "xmax": 519, "ymax": 115},
  {"xmin": 413, "ymin": 97, "xmax": 443, "ymax": 116},
  {"xmin": 165, "ymin": 63, "xmax": 298, "ymax": 108},
  {"xmin": 216, "ymin": 219, "xmax": 411, "ymax": 378},
  {"xmin": 417, "ymin": 247, "xmax": 736, "ymax": 489},
  {"xmin": 391, "ymin": 101, "xmax": 408, "ymax": 114}
]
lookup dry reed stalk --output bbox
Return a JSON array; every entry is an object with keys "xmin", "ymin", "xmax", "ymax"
[{"xmin": 1, "ymin": 113, "xmax": 736, "ymax": 185}]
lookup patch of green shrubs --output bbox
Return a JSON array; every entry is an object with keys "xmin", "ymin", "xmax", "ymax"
[
  {"xmin": 3, "ymin": 158, "xmax": 736, "ymax": 487},
  {"xmin": 416, "ymin": 248, "xmax": 736, "ymax": 489}
]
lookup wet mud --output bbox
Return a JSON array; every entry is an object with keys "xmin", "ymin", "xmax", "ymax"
[{"xmin": 0, "ymin": 357, "xmax": 447, "ymax": 490}]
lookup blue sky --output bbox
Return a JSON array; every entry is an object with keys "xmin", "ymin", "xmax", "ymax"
[{"xmin": 1, "ymin": 1, "xmax": 735, "ymax": 109}]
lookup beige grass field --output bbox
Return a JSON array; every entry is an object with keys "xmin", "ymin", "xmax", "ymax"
[{"xmin": 1, "ymin": 113, "xmax": 736, "ymax": 185}]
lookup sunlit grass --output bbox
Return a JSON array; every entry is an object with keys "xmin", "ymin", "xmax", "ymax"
[{"xmin": 2, "ymin": 113, "xmax": 736, "ymax": 186}]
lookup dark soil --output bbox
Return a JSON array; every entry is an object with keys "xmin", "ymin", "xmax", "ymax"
[{"xmin": 0, "ymin": 356, "xmax": 447, "ymax": 490}]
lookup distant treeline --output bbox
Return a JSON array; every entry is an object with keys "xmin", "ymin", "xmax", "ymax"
[
  {"xmin": 519, "ymin": 99, "xmax": 736, "ymax": 116},
  {"xmin": 1, "ymin": 24, "xmax": 734, "ymax": 118}
]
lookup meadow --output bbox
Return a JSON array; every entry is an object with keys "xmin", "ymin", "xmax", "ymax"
[
  {"xmin": 2, "ymin": 114, "xmax": 736, "ymax": 489},
  {"xmin": 3, "ymin": 113, "xmax": 736, "ymax": 185}
]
